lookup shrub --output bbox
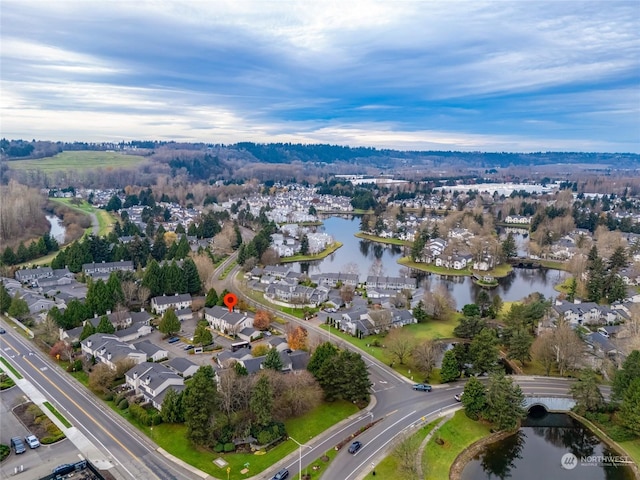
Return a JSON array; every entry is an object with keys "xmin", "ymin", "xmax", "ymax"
[
  {"xmin": 214, "ymin": 444, "xmax": 224, "ymax": 453},
  {"xmin": 223, "ymin": 442, "xmax": 235, "ymax": 452},
  {"xmin": 104, "ymin": 393, "xmax": 114, "ymax": 402},
  {"xmin": 118, "ymin": 399, "xmax": 129, "ymax": 410},
  {"xmin": 608, "ymin": 426, "xmax": 636, "ymax": 442},
  {"xmin": 0, "ymin": 444, "xmax": 10, "ymax": 461}
]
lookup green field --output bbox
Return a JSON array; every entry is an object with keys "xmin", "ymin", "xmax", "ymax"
[
  {"xmin": 424, "ymin": 410, "xmax": 493, "ymax": 480},
  {"xmin": 51, "ymin": 198, "xmax": 117, "ymax": 237},
  {"xmin": 8, "ymin": 151, "xmax": 147, "ymax": 172},
  {"xmin": 355, "ymin": 232, "xmax": 410, "ymax": 246}
]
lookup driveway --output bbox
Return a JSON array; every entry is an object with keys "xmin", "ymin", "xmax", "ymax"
[{"xmin": 0, "ymin": 385, "xmax": 83, "ymax": 479}]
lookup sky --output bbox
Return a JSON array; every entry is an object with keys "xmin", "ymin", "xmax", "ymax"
[{"xmin": 1, "ymin": 1, "xmax": 639, "ymax": 153}]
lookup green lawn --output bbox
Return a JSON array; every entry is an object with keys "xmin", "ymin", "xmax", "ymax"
[
  {"xmin": 362, "ymin": 419, "xmax": 440, "ymax": 479},
  {"xmin": 119, "ymin": 401, "xmax": 358, "ymax": 480},
  {"xmin": 397, "ymin": 257, "xmax": 472, "ymax": 276},
  {"xmin": 423, "ymin": 410, "xmax": 493, "ymax": 480},
  {"xmin": 0, "ymin": 357, "xmax": 22, "ymax": 379},
  {"xmin": 50, "ymin": 198, "xmax": 117, "ymax": 237},
  {"xmin": 279, "ymin": 242, "xmax": 343, "ymax": 263},
  {"xmin": 354, "ymin": 232, "xmax": 410, "ymax": 246},
  {"xmin": 43, "ymin": 401, "xmax": 72, "ymax": 428},
  {"xmin": 319, "ymin": 320, "xmax": 457, "ymax": 382},
  {"xmin": 8, "ymin": 151, "xmax": 147, "ymax": 173},
  {"xmin": 619, "ymin": 439, "xmax": 640, "ymax": 467}
]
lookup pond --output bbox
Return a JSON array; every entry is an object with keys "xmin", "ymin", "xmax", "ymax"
[
  {"xmin": 46, "ymin": 215, "xmax": 66, "ymax": 244},
  {"xmin": 292, "ymin": 216, "xmax": 567, "ymax": 309},
  {"xmin": 461, "ymin": 412, "xmax": 636, "ymax": 480}
]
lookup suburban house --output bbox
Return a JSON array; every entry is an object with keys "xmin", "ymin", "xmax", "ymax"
[
  {"xmin": 504, "ymin": 215, "xmax": 532, "ymax": 224},
  {"xmin": 80, "ymin": 333, "xmax": 147, "ymax": 369},
  {"xmin": 264, "ymin": 282, "xmax": 329, "ymax": 307},
  {"xmin": 237, "ymin": 326, "xmax": 261, "ymax": 342},
  {"xmin": 133, "ymin": 340, "xmax": 168, "ymax": 362},
  {"xmin": 366, "ymin": 276, "xmax": 416, "ymax": 290},
  {"xmin": 311, "ymin": 272, "xmax": 359, "ymax": 288},
  {"xmin": 231, "ymin": 350, "xmax": 311, "ymax": 375},
  {"xmin": 82, "ymin": 261, "xmax": 134, "ymax": 278},
  {"xmin": 15, "ymin": 267, "xmax": 53, "ymax": 284},
  {"xmin": 124, "ymin": 362, "xmax": 185, "ymax": 411},
  {"xmin": 552, "ymin": 300, "xmax": 622, "ymax": 326},
  {"xmin": 36, "ymin": 268, "xmax": 74, "ymax": 288},
  {"xmin": 175, "ymin": 307, "xmax": 193, "ymax": 321},
  {"xmin": 151, "ymin": 293, "xmax": 192, "ymax": 315},
  {"xmin": 204, "ymin": 305, "xmax": 254, "ymax": 336},
  {"xmin": 165, "ymin": 357, "xmax": 199, "ymax": 378}
]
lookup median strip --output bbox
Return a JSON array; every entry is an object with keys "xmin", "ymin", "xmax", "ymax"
[
  {"xmin": 43, "ymin": 401, "xmax": 72, "ymax": 428},
  {"xmin": 0, "ymin": 356, "xmax": 23, "ymax": 379}
]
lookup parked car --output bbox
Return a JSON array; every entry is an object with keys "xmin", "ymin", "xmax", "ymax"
[
  {"xmin": 24, "ymin": 434, "xmax": 40, "ymax": 448},
  {"xmin": 454, "ymin": 394, "xmax": 462, "ymax": 402},
  {"xmin": 0, "ymin": 327, "xmax": 6, "ymax": 334},
  {"xmin": 348, "ymin": 441, "xmax": 362, "ymax": 454},
  {"xmin": 167, "ymin": 337, "xmax": 180, "ymax": 344},
  {"xmin": 412, "ymin": 383, "xmax": 432, "ymax": 392},
  {"xmin": 10, "ymin": 437, "xmax": 26, "ymax": 454},
  {"xmin": 271, "ymin": 468, "xmax": 289, "ymax": 480},
  {"xmin": 52, "ymin": 464, "xmax": 75, "ymax": 475},
  {"xmin": 184, "ymin": 344, "xmax": 194, "ymax": 351}
]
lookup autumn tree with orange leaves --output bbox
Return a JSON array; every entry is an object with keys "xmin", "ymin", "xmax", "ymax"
[
  {"xmin": 287, "ymin": 325, "xmax": 308, "ymax": 350},
  {"xmin": 253, "ymin": 310, "xmax": 273, "ymax": 331}
]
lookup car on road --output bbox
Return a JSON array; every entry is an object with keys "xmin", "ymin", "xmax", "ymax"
[
  {"xmin": 271, "ymin": 468, "xmax": 289, "ymax": 480},
  {"xmin": 412, "ymin": 383, "xmax": 432, "ymax": 392},
  {"xmin": 167, "ymin": 337, "xmax": 180, "ymax": 344},
  {"xmin": 24, "ymin": 434, "xmax": 40, "ymax": 448},
  {"xmin": 10, "ymin": 437, "xmax": 26, "ymax": 454},
  {"xmin": 454, "ymin": 394, "xmax": 462, "ymax": 402},
  {"xmin": 348, "ymin": 441, "xmax": 363, "ymax": 454},
  {"xmin": 0, "ymin": 327, "xmax": 6, "ymax": 334}
]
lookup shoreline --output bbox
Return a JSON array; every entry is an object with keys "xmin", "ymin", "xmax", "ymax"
[
  {"xmin": 354, "ymin": 232, "xmax": 410, "ymax": 246},
  {"xmin": 279, "ymin": 242, "xmax": 343, "ymax": 263}
]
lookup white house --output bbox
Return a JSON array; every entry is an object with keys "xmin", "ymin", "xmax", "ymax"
[
  {"xmin": 165, "ymin": 357, "xmax": 199, "ymax": 378},
  {"xmin": 133, "ymin": 340, "xmax": 168, "ymax": 362},
  {"xmin": 204, "ymin": 305, "xmax": 254, "ymax": 335},
  {"xmin": 151, "ymin": 293, "xmax": 192, "ymax": 315},
  {"xmin": 124, "ymin": 362, "xmax": 184, "ymax": 411},
  {"xmin": 81, "ymin": 333, "xmax": 147, "ymax": 369}
]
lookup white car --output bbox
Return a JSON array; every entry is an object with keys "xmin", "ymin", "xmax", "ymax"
[
  {"xmin": 25, "ymin": 434, "xmax": 40, "ymax": 449},
  {"xmin": 454, "ymin": 394, "xmax": 462, "ymax": 402}
]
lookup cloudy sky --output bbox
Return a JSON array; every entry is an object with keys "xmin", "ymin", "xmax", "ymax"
[{"xmin": 1, "ymin": 1, "xmax": 639, "ymax": 152}]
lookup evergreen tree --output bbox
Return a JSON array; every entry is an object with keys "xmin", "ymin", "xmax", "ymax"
[
  {"xmin": 411, "ymin": 232, "xmax": 426, "ymax": 262},
  {"xmin": 79, "ymin": 322, "xmax": 96, "ymax": 341},
  {"xmin": 237, "ymin": 243, "xmax": 247, "ymax": 265},
  {"xmin": 193, "ymin": 321, "xmax": 213, "ymax": 347},
  {"xmin": 182, "ymin": 366, "xmax": 217, "ymax": 445},
  {"xmin": 454, "ymin": 316, "xmax": 486, "ymax": 339},
  {"xmin": 151, "ymin": 232, "xmax": 167, "ymax": 261},
  {"xmin": 183, "ymin": 258, "xmax": 202, "ymax": 295},
  {"xmin": 567, "ymin": 277, "xmax": 577, "ymax": 302},
  {"xmin": 175, "ymin": 223, "xmax": 186, "ymax": 235},
  {"xmin": 469, "ymin": 328, "xmax": 500, "ymax": 375},
  {"xmin": 174, "ymin": 235, "xmax": 191, "ymax": 260},
  {"xmin": 300, "ymin": 235, "xmax": 309, "ymax": 255},
  {"xmin": 612, "ymin": 350, "xmax": 640, "ymax": 401},
  {"xmin": 142, "ymin": 259, "xmax": 163, "ymax": 297},
  {"xmin": 250, "ymin": 374, "xmax": 274, "ymax": 427},
  {"xmin": 0, "ymin": 284, "xmax": 12, "ymax": 313},
  {"xmin": 440, "ymin": 349, "xmax": 461, "ymax": 383},
  {"xmin": 86, "ymin": 279, "xmax": 112, "ymax": 315},
  {"xmin": 570, "ymin": 368, "xmax": 604, "ymax": 413},
  {"xmin": 105, "ymin": 194, "xmax": 122, "ymax": 211},
  {"xmin": 1, "ymin": 246, "xmax": 17, "ymax": 265},
  {"xmin": 484, "ymin": 371, "xmax": 526, "ymax": 431},
  {"xmin": 8, "ymin": 295, "xmax": 29, "ymax": 320},
  {"xmin": 161, "ymin": 388, "xmax": 185, "ymax": 423},
  {"xmin": 619, "ymin": 378, "xmax": 640, "ymax": 436},
  {"xmin": 16, "ymin": 242, "xmax": 28, "ymax": 263},
  {"xmin": 307, "ymin": 342, "xmax": 338, "ymax": 377},
  {"xmin": 507, "ymin": 328, "xmax": 533, "ymax": 366},
  {"xmin": 106, "ymin": 273, "xmax": 124, "ymax": 306},
  {"xmin": 501, "ymin": 232, "xmax": 517, "ymax": 258},
  {"xmin": 411, "ymin": 300, "xmax": 428, "ymax": 323},
  {"xmin": 462, "ymin": 377, "xmax": 487, "ymax": 420},
  {"xmin": 158, "ymin": 308, "xmax": 181, "ymax": 337},
  {"xmin": 163, "ymin": 261, "xmax": 186, "ymax": 294},
  {"xmin": 263, "ymin": 347, "xmax": 283, "ymax": 371},
  {"xmin": 96, "ymin": 315, "xmax": 116, "ymax": 334},
  {"xmin": 233, "ymin": 222, "xmax": 243, "ymax": 250},
  {"xmin": 315, "ymin": 350, "xmax": 371, "ymax": 402},
  {"xmin": 608, "ymin": 246, "xmax": 627, "ymax": 271},
  {"xmin": 205, "ymin": 288, "xmax": 219, "ymax": 308}
]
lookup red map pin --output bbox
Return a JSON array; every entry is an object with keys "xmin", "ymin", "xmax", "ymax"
[{"xmin": 223, "ymin": 293, "xmax": 238, "ymax": 312}]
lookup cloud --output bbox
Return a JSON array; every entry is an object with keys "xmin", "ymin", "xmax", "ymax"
[{"xmin": 0, "ymin": 0, "xmax": 638, "ymax": 152}]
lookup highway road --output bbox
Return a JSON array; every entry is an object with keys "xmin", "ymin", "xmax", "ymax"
[{"xmin": 0, "ymin": 321, "xmax": 204, "ymax": 480}]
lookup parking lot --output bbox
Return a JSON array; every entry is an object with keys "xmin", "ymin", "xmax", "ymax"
[{"xmin": 0, "ymin": 384, "xmax": 83, "ymax": 479}]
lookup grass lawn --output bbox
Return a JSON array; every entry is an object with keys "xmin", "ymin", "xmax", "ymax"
[
  {"xmin": 540, "ymin": 259, "xmax": 570, "ymax": 271},
  {"xmin": 8, "ymin": 151, "xmax": 147, "ymax": 173},
  {"xmin": 619, "ymin": 439, "xmax": 640, "ymax": 466},
  {"xmin": 117, "ymin": 400, "xmax": 358, "ymax": 480},
  {"xmin": 279, "ymin": 242, "xmax": 343, "ymax": 263},
  {"xmin": 397, "ymin": 257, "xmax": 471, "ymax": 276},
  {"xmin": 319, "ymin": 320, "xmax": 456, "ymax": 381},
  {"xmin": 362, "ymin": 419, "xmax": 440, "ymax": 479},
  {"xmin": 423, "ymin": 410, "xmax": 492, "ymax": 480},
  {"xmin": 291, "ymin": 447, "xmax": 340, "ymax": 480},
  {"xmin": 554, "ymin": 276, "xmax": 575, "ymax": 293},
  {"xmin": 0, "ymin": 357, "xmax": 22, "ymax": 379},
  {"xmin": 354, "ymin": 232, "xmax": 410, "ymax": 246},
  {"xmin": 50, "ymin": 198, "xmax": 117, "ymax": 236},
  {"xmin": 43, "ymin": 401, "xmax": 72, "ymax": 428}
]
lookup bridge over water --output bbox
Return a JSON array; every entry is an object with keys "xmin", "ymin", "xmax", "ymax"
[{"xmin": 523, "ymin": 395, "xmax": 576, "ymax": 412}]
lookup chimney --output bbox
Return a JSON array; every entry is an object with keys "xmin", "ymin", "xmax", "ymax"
[
  {"xmin": 145, "ymin": 375, "xmax": 151, "ymax": 385},
  {"xmin": 107, "ymin": 352, "xmax": 112, "ymax": 361},
  {"xmin": 133, "ymin": 371, "xmax": 138, "ymax": 380},
  {"xmin": 94, "ymin": 313, "xmax": 98, "ymax": 318},
  {"xmin": 87, "ymin": 340, "xmax": 92, "ymax": 348},
  {"xmin": 106, "ymin": 310, "xmax": 111, "ymax": 315}
]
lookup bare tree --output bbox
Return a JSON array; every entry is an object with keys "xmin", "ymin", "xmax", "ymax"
[
  {"xmin": 368, "ymin": 258, "xmax": 384, "ymax": 277},
  {"xmin": 392, "ymin": 432, "xmax": 421, "ymax": 479},
  {"xmin": 37, "ymin": 313, "xmax": 60, "ymax": 346},
  {"xmin": 553, "ymin": 321, "xmax": 584, "ymax": 376},
  {"xmin": 261, "ymin": 248, "xmax": 280, "ymax": 266},
  {"xmin": 532, "ymin": 331, "xmax": 556, "ymax": 375},
  {"xmin": 385, "ymin": 328, "xmax": 416, "ymax": 365},
  {"xmin": 272, "ymin": 370, "xmax": 323, "ymax": 420},
  {"xmin": 121, "ymin": 281, "xmax": 138, "ymax": 307},
  {"xmin": 614, "ymin": 306, "xmax": 640, "ymax": 355},
  {"xmin": 88, "ymin": 363, "xmax": 116, "ymax": 394},
  {"xmin": 422, "ymin": 285, "xmax": 456, "ymax": 321},
  {"xmin": 368, "ymin": 308, "xmax": 392, "ymax": 332},
  {"xmin": 192, "ymin": 253, "xmax": 216, "ymax": 291},
  {"xmin": 340, "ymin": 284, "xmax": 355, "ymax": 305},
  {"xmin": 411, "ymin": 340, "xmax": 440, "ymax": 379},
  {"xmin": 341, "ymin": 262, "xmax": 360, "ymax": 276},
  {"xmin": 217, "ymin": 367, "xmax": 252, "ymax": 420}
]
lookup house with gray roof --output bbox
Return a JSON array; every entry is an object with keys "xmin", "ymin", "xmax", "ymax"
[
  {"xmin": 165, "ymin": 357, "xmax": 199, "ymax": 378},
  {"xmin": 82, "ymin": 261, "xmax": 134, "ymax": 279},
  {"xmin": 81, "ymin": 333, "xmax": 146, "ymax": 369},
  {"xmin": 205, "ymin": 305, "xmax": 254, "ymax": 336},
  {"xmin": 124, "ymin": 362, "xmax": 184, "ymax": 411},
  {"xmin": 151, "ymin": 293, "xmax": 192, "ymax": 315},
  {"xmin": 15, "ymin": 267, "xmax": 53, "ymax": 284},
  {"xmin": 133, "ymin": 340, "xmax": 168, "ymax": 362}
]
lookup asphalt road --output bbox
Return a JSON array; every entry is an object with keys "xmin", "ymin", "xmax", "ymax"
[{"xmin": 0, "ymin": 322, "xmax": 205, "ymax": 480}]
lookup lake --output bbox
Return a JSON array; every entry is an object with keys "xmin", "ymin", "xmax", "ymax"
[
  {"xmin": 293, "ymin": 216, "xmax": 567, "ymax": 309},
  {"xmin": 461, "ymin": 412, "xmax": 635, "ymax": 480},
  {"xmin": 46, "ymin": 215, "xmax": 66, "ymax": 244}
]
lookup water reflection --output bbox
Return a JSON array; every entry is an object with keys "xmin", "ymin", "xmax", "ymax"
[{"xmin": 461, "ymin": 413, "xmax": 635, "ymax": 480}]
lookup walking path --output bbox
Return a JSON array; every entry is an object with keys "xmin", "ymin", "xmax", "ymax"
[{"xmin": 415, "ymin": 413, "xmax": 454, "ymax": 480}]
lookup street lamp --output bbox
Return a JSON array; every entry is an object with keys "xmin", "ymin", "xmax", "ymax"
[{"xmin": 289, "ymin": 436, "xmax": 312, "ymax": 480}]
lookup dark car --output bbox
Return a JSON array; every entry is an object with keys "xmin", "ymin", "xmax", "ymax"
[
  {"xmin": 348, "ymin": 440, "xmax": 362, "ymax": 454},
  {"xmin": 412, "ymin": 383, "xmax": 432, "ymax": 392},
  {"xmin": 271, "ymin": 468, "xmax": 289, "ymax": 480},
  {"xmin": 0, "ymin": 327, "xmax": 6, "ymax": 334},
  {"xmin": 52, "ymin": 464, "xmax": 75, "ymax": 475},
  {"xmin": 167, "ymin": 337, "xmax": 180, "ymax": 344},
  {"xmin": 454, "ymin": 394, "xmax": 462, "ymax": 402},
  {"xmin": 184, "ymin": 344, "xmax": 194, "ymax": 351},
  {"xmin": 10, "ymin": 437, "xmax": 26, "ymax": 454}
]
